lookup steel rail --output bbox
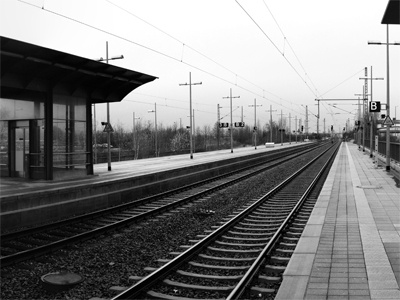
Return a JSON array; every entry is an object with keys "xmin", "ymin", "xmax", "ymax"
[
  {"xmin": 110, "ymin": 143, "xmax": 337, "ymax": 300},
  {"xmin": 226, "ymin": 143, "xmax": 339, "ymax": 299},
  {"xmin": 0, "ymin": 144, "xmax": 322, "ymax": 267},
  {"xmin": 2, "ymin": 144, "xmax": 315, "ymax": 241}
]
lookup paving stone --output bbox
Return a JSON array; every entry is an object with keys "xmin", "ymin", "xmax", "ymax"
[{"xmin": 277, "ymin": 143, "xmax": 400, "ymax": 300}]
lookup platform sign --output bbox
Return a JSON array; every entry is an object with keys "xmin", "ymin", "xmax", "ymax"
[
  {"xmin": 383, "ymin": 116, "xmax": 394, "ymax": 126},
  {"xmin": 369, "ymin": 101, "xmax": 381, "ymax": 112},
  {"xmin": 103, "ymin": 123, "xmax": 114, "ymax": 133}
]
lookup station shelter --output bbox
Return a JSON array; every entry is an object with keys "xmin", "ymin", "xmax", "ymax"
[{"xmin": 0, "ymin": 36, "xmax": 157, "ymax": 180}]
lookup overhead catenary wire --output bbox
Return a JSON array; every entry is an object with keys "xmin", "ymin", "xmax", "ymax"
[
  {"xmin": 17, "ymin": 0, "xmax": 361, "ymax": 128},
  {"xmin": 235, "ymin": 0, "xmax": 320, "ymax": 99},
  {"xmin": 262, "ymin": 0, "xmax": 321, "ymax": 98},
  {"xmin": 105, "ymin": 0, "xmax": 295, "ymax": 108},
  {"xmin": 17, "ymin": 0, "xmax": 298, "ymax": 115}
]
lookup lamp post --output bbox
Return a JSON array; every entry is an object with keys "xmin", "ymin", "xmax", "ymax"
[
  {"xmin": 96, "ymin": 41, "xmax": 124, "ymax": 171},
  {"xmin": 148, "ymin": 103, "xmax": 157, "ymax": 157}
]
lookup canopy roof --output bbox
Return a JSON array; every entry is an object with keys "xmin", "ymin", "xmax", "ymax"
[
  {"xmin": 382, "ymin": 0, "xmax": 400, "ymax": 24},
  {"xmin": 0, "ymin": 36, "xmax": 157, "ymax": 103}
]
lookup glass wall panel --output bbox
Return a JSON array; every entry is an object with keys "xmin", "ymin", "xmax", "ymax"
[
  {"xmin": 52, "ymin": 95, "xmax": 87, "ymax": 172},
  {"xmin": 0, "ymin": 98, "xmax": 44, "ymax": 120},
  {"xmin": 0, "ymin": 121, "xmax": 8, "ymax": 176},
  {"xmin": 30, "ymin": 119, "xmax": 45, "ymax": 167}
]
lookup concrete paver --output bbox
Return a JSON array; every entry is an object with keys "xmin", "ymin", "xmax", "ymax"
[{"xmin": 276, "ymin": 142, "xmax": 400, "ymax": 300}]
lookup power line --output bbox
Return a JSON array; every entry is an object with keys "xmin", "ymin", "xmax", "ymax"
[
  {"xmin": 319, "ymin": 68, "xmax": 365, "ymax": 97},
  {"xmin": 17, "ymin": 0, "xmax": 311, "ymax": 117},
  {"xmin": 235, "ymin": 0, "xmax": 320, "ymax": 99},
  {"xmin": 262, "ymin": 0, "xmax": 321, "ymax": 97},
  {"xmin": 105, "ymin": 0, "xmax": 295, "ymax": 108}
]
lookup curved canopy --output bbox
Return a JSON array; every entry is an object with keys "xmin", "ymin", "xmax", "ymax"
[{"xmin": 0, "ymin": 36, "xmax": 157, "ymax": 103}]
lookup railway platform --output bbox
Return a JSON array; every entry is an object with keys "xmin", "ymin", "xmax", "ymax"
[
  {"xmin": 276, "ymin": 142, "xmax": 400, "ymax": 300},
  {"xmin": 0, "ymin": 142, "xmax": 300, "ymax": 230}
]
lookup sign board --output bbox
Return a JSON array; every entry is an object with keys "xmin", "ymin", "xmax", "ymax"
[
  {"xmin": 383, "ymin": 116, "xmax": 394, "ymax": 126},
  {"xmin": 103, "ymin": 123, "xmax": 114, "ymax": 133},
  {"xmin": 234, "ymin": 122, "xmax": 245, "ymax": 127},
  {"xmin": 219, "ymin": 122, "xmax": 229, "ymax": 128},
  {"xmin": 369, "ymin": 101, "xmax": 381, "ymax": 112}
]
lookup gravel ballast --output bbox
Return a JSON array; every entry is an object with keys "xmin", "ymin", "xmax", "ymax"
[{"xmin": 1, "ymin": 154, "xmax": 315, "ymax": 300}]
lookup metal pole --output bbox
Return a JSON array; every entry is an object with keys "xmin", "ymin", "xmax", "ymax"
[
  {"xmin": 222, "ymin": 89, "xmax": 239, "ymax": 153},
  {"xmin": 363, "ymin": 84, "xmax": 366, "ymax": 152},
  {"xmin": 155, "ymin": 103, "xmax": 158, "ymax": 157},
  {"xmin": 133, "ymin": 112, "xmax": 135, "ymax": 157},
  {"xmin": 193, "ymin": 109, "xmax": 195, "ymax": 153},
  {"xmin": 305, "ymin": 105, "xmax": 308, "ymax": 137},
  {"xmin": 179, "ymin": 72, "xmax": 201, "ymax": 159},
  {"xmin": 93, "ymin": 104, "xmax": 97, "ymax": 164},
  {"xmin": 280, "ymin": 110, "xmax": 283, "ymax": 146},
  {"xmin": 217, "ymin": 104, "xmax": 220, "ymax": 150},
  {"xmin": 289, "ymin": 113, "xmax": 291, "ymax": 144},
  {"xmin": 317, "ymin": 100, "xmax": 320, "ymax": 135},
  {"xmin": 385, "ymin": 24, "xmax": 391, "ymax": 171},
  {"xmin": 230, "ymin": 88, "xmax": 233, "ymax": 153},
  {"xmin": 189, "ymin": 72, "xmax": 193, "ymax": 159},
  {"xmin": 266, "ymin": 106, "xmax": 277, "ymax": 142},
  {"xmin": 357, "ymin": 97, "xmax": 361, "ymax": 149},
  {"xmin": 254, "ymin": 99, "xmax": 257, "ymax": 149},
  {"xmin": 92, "ymin": 41, "xmax": 123, "ymax": 170},
  {"xmin": 106, "ymin": 42, "xmax": 111, "ymax": 171},
  {"xmin": 370, "ymin": 66, "xmax": 374, "ymax": 158},
  {"xmin": 249, "ymin": 99, "xmax": 261, "ymax": 149}
]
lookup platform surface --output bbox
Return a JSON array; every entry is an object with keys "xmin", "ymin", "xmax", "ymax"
[
  {"xmin": 0, "ymin": 143, "xmax": 295, "ymax": 198},
  {"xmin": 276, "ymin": 142, "xmax": 400, "ymax": 300}
]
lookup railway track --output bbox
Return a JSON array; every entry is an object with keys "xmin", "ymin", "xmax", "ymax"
[
  {"xmin": 0, "ymin": 143, "xmax": 320, "ymax": 267},
  {"xmin": 111, "ymin": 142, "xmax": 339, "ymax": 300}
]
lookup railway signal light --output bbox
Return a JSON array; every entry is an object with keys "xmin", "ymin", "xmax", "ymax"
[{"xmin": 301, "ymin": 125, "xmax": 304, "ymax": 132}]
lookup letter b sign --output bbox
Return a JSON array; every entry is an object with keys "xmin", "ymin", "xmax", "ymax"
[{"xmin": 369, "ymin": 101, "xmax": 381, "ymax": 112}]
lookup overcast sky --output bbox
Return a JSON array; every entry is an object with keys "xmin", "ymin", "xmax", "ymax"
[{"xmin": 1, "ymin": 0, "xmax": 399, "ymax": 133}]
